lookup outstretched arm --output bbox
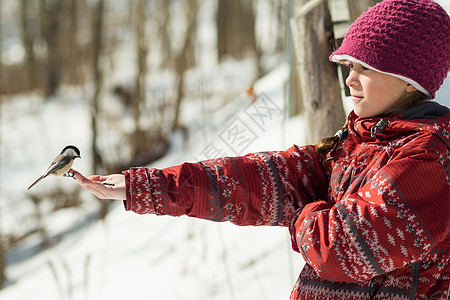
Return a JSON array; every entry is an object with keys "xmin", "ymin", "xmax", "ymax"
[
  {"xmin": 70, "ymin": 145, "xmax": 329, "ymax": 227},
  {"xmin": 122, "ymin": 145, "xmax": 329, "ymax": 226}
]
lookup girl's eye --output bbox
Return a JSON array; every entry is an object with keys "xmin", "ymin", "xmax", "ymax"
[
  {"xmin": 361, "ymin": 66, "xmax": 369, "ymax": 71},
  {"xmin": 342, "ymin": 62, "xmax": 353, "ymax": 69}
]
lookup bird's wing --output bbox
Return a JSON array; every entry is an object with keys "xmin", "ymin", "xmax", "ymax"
[
  {"xmin": 45, "ymin": 155, "xmax": 72, "ymax": 176},
  {"xmin": 28, "ymin": 155, "xmax": 74, "ymax": 190}
]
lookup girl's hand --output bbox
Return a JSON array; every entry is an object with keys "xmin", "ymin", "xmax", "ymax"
[{"xmin": 69, "ymin": 170, "xmax": 126, "ymax": 200}]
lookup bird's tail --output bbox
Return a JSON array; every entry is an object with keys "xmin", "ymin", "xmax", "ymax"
[{"xmin": 27, "ymin": 175, "xmax": 45, "ymax": 190}]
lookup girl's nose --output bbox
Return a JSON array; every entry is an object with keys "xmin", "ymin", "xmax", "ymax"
[{"xmin": 345, "ymin": 70, "xmax": 359, "ymax": 88}]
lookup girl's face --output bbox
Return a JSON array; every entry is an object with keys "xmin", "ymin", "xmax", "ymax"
[{"xmin": 343, "ymin": 61, "xmax": 416, "ymax": 118}]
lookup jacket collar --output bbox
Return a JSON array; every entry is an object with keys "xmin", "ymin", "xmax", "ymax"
[
  {"xmin": 401, "ymin": 101, "xmax": 450, "ymax": 120},
  {"xmin": 347, "ymin": 102, "xmax": 450, "ymax": 146}
]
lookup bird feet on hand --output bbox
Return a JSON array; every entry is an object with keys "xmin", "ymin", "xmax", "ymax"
[{"xmin": 64, "ymin": 169, "xmax": 76, "ymax": 178}]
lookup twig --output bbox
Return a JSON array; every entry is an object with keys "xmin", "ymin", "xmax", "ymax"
[
  {"xmin": 47, "ymin": 260, "xmax": 65, "ymax": 299},
  {"xmin": 217, "ymin": 226, "xmax": 236, "ymax": 300},
  {"xmin": 62, "ymin": 259, "xmax": 73, "ymax": 300},
  {"xmin": 294, "ymin": 0, "xmax": 324, "ymax": 19}
]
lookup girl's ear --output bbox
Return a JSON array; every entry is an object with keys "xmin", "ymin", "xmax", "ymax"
[{"xmin": 405, "ymin": 83, "xmax": 418, "ymax": 93}]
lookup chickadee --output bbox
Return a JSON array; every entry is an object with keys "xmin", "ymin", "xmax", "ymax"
[{"xmin": 27, "ymin": 145, "xmax": 81, "ymax": 190}]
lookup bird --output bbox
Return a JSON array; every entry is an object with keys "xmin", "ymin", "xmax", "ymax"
[{"xmin": 27, "ymin": 145, "xmax": 81, "ymax": 190}]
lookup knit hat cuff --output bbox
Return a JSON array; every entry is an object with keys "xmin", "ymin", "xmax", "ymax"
[{"xmin": 330, "ymin": 53, "xmax": 431, "ymax": 98}]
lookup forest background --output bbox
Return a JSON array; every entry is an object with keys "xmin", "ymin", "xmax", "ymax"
[{"xmin": 1, "ymin": 0, "xmax": 449, "ymax": 299}]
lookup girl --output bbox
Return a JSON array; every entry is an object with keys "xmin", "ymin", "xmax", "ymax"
[{"xmin": 72, "ymin": 0, "xmax": 450, "ymax": 298}]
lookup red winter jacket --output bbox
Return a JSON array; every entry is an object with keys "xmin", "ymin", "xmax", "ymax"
[{"xmin": 123, "ymin": 103, "xmax": 450, "ymax": 299}]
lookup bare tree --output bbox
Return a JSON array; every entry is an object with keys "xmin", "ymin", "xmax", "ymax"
[
  {"xmin": 130, "ymin": 0, "xmax": 149, "ymax": 156},
  {"xmin": 0, "ymin": 0, "xmax": 5, "ymax": 287},
  {"xmin": 291, "ymin": 0, "xmax": 345, "ymax": 144},
  {"xmin": 157, "ymin": 0, "xmax": 173, "ymax": 68},
  {"xmin": 90, "ymin": 0, "xmax": 108, "ymax": 219},
  {"xmin": 4, "ymin": 0, "xmax": 90, "ymax": 95},
  {"xmin": 0, "ymin": 234, "xmax": 4, "ymax": 289},
  {"xmin": 172, "ymin": 0, "xmax": 199, "ymax": 131},
  {"xmin": 66, "ymin": 0, "xmax": 82, "ymax": 84},
  {"xmin": 42, "ymin": 0, "xmax": 64, "ymax": 97},
  {"xmin": 20, "ymin": 0, "xmax": 38, "ymax": 90},
  {"xmin": 91, "ymin": 0, "xmax": 104, "ymax": 175},
  {"xmin": 216, "ymin": 0, "xmax": 257, "ymax": 61}
]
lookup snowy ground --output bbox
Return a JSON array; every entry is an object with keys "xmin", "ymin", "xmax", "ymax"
[
  {"xmin": 1, "ymin": 61, "xmax": 307, "ymax": 300},
  {"xmin": 1, "ymin": 1, "xmax": 450, "ymax": 299}
]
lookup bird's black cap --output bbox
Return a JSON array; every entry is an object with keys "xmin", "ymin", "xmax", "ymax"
[{"xmin": 61, "ymin": 145, "xmax": 81, "ymax": 157}]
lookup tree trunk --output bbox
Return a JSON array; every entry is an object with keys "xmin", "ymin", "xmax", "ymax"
[
  {"xmin": 91, "ymin": 0, "xmax": 104, "ymax": 175},
  {"xmin": 43, "ymin": 0, "xmax": 63, "ymax": 97},
  {"xmin": 20, "ymin": 0, "xmax": 38, "ymax": 90},
  {"xmin": 0, "ymin": 239, "xmax": 4, "ymax": 289},
  {"xmin": 158, "ymin": 0, "xmax": 172, "ymax": 68},
  {"xmin": 90, "ymin": 0, "xmax": 109, "ymax": 219},
  {"xmin": 291, "ymin": 0, "xmax": 345, "ymax": 144},
  {"xmin": 0, "ymin": 0, "xmax": 5, "ymax": 287},
  {"xmin": 67, "ymin": 0, "xmax": 81, "ymax": 84},
  {"xmin": 172, "ymin": 0, "xmax": 198, "ymax": 131},
  {"xmin": 216, "ymin": 0, "xmax": 257, "ymax": 61},
  {"xmin": 131, "ymin": 0, "xmax": 148, "ymax": 156},
  {"xmin": 346, "ymin": 0, "xmax": 382, "ymax": 22}
]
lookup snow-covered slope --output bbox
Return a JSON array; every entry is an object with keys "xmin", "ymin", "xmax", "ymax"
[{"xmin": 1, "ymin": 63, "xmax": 306, "ymax": 300}]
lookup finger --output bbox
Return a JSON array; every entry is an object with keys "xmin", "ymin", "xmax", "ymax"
[
  {"xmin": 72, "ymin": 171, "xmax": 103, "ymax": 189},
  {"xmin": 86, "ymin": 183, "xmax": 116, "ymax": 199},
  {"xmin": 81, "ymin": 180, "xmax": 109, "ymax": 197},
  {"xmin": 88, "ymin": 175, "xmax": 109, "ymax": 182},
  {"xmin": 69, "ymin": 170, "xmax": 115, "ymax": 199},
  {"xmin": 70, "ymin": 170, "xmax": 88, "ymax": 183}
]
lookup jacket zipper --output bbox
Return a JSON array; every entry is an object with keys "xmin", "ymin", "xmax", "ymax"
[
  {"xmin": 370, "ymin": 262, "xmax": 421, "ymax": 300},
  {"xmin": 370, "ymin": 119, "xmax": 390, "ymax": 138},
  {"xmin": 369, "ymin": 278, "xmax": 377, "ymax": 300},
  {"xmin": 409, "ymin": 262, "xmax": 421, "ymax": 300},
  {"xmin": 447, "ymin": 279, "xmax": 450, "ymax": 300}
]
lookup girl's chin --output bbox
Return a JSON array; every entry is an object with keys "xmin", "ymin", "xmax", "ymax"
[
  {"xmin": 354, "ymin": 111, "xmax": 377, "ymax": 118},
  {"xmin": 353, "ymin": 107, "xmax": 374, "ymax": 118}
]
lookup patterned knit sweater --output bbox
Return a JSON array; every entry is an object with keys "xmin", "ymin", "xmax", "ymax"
[{"xmin": 123, "ymin": 104, "xmax": 450, "ymax": 299}]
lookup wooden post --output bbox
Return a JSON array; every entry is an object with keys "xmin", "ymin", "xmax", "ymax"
[
  {"xmin": 0, "ymin": 0, "xmax": 5, "ymax": 287},
  {"xmin": 286, "ymin": 0, "xmax": 304, "ymax": 116},
  {"xmin": 291, "ymin": 0, "xmax": 345, "ymax": 144},
  {"xmin": 347, "ymin": 0, "xmax": 382, "ymax": 22}
]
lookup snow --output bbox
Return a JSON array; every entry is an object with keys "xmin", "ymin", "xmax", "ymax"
[
  {"xmin": 1, "ymin": 60, "xmax": 304, "ymax": 300},
  {"xmin": 4, "ymin": 211, "xmax": 299, "ymax": 299},
  {"xmin": 1, "ymin": 1, "xmax": 450, "ymax": 299}
]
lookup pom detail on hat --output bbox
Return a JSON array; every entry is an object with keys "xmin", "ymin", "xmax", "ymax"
[{"xmin": 330, "ymin": 0, "xmax": 450, "ymax": 98}]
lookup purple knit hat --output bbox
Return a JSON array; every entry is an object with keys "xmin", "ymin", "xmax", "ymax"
[{"xmin": 330, "ymin": 0, "xmax": 450, "ymax": 98}]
